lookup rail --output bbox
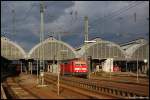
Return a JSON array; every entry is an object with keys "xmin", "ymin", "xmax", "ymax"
[
  {"xmin": 63, "ymin": 78, "xmax": 148, "ymax": 98},
  {"xmin": 45, "ymin": 73, "xmax": 149, "ymax": 99},
  {"xmin": 4, "ymin": 77, "xmax": 40, "ymax": 99},
  {"xmin": 1, "ymin": 84, "xmax": 7, "ymax": 99}
]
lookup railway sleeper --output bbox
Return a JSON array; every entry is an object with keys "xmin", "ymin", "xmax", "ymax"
[
  {"xmin": 47, "ymin": 75, "xmax": 147, "ymax": 98},
  {"xmin": 74, "ymin": 81, "xmax": 143, "ymax": 98},
  {"xmin": 87, "ymin": 84, "xmax": 90, "ymax": 89},
  {"xmin": 100, "ymin": 87, "xmax": 103, "ymax": 92},
  {"xmin": 89, "ymin": 85, "xmax": 92, "ymax": 90},
  {"xmin": 121, "ymin": 91, "xmax": 128, "ymax": 97},
  {"xmin": 108, "ymin": 89, "xmax": 111, "ymax": 94},
  {"xmin": 106, "ymin": 88, "xmax": 109, "ymax": 93}
]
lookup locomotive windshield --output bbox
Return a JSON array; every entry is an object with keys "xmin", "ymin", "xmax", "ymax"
[{"xmin": 75, "ymin": 64, "xmax": 80, "ymax": 66}]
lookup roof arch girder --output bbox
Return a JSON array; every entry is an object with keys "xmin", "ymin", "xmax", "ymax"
[
  {"xmin": 79, "ymin": 40, "xmax": 126, "ymax": 60},
  {"xmin": 28, "ymin": 38, "xmax": 77, "ymax": 60},
  {"xmin": 1, "ymin": 37, "xmax": 26, "ymax": 60},
  {"xmin": 131, "ymin": 43, "xmax": 149, "ymax": 61}
]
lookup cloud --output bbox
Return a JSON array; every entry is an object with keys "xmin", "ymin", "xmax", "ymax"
[
  {"xmin": 51, "ymin": 1, "xmax": 149, "ymax": 46},
  {"xmin": 1, "ymin": 1, "xmax": 75, "ymax": 50},
  {"xmin": 1, "ymin": 1, "xmax": 149, "ymax": 51}
]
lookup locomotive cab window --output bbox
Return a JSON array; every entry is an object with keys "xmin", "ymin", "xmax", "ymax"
[
  {"xmin": 64, "ymin": 62, "xmax": 68, "ymax": 64},
  {"xmin": 81, "ymin": 64, "xmax": 86, "ymax": 66},
  {"xmin": 75, "ymin": 64, "xmax": 80, "ymax": 66}
]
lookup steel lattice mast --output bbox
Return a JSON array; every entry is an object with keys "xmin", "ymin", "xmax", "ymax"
[{"xmin": 40, "ymin": 1, "xmax": 45, "ymax": 71}]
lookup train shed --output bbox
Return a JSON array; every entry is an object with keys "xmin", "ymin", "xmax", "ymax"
[
  {"xmin": 76, "ymin": 38, "xmax": 126, "ymax": 72},
  {"xmin": 1, "ymin": 36, "xmax": 27, "ymax": 74},
  {"xmin": 1, "ymin": 37, "xmax": 26, "ymax": 60},
  {"xmin": 28, "ymin": 37, "xmax": 77, "ymax": 73},
  {"xmin": 120, "ymin": 38, "xmax": 149, "ymax": 74}
]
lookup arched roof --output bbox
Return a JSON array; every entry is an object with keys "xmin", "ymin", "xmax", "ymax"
[
  {"xmin": 120, "ymin": 38, "xmax": 149, "ymax": 60},
  {"xmin": 131, "ymin": 43, "xmax": 149, "ymax": 61},
  {"xmin": 28, "ymin": 37, "xmax": 77, "ymax": 60},
  {"xmin": 1, "ymin": 37, "xmax": 26, "ymax": 60},
  {"xmin": 76, "ymin": 38, "xmax": 126, "ymax": 60}
]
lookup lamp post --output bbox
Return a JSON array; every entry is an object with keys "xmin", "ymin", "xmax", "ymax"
[
  {"xmin": 125, "ymin": 55, "xmax": 129, "ymax": 76},
  {"xmin": 19, "ymin": 59, "xmax": 25, "ymax": 74},
  {"xmin": 126, "ymin": 59, "xmax": 127, "ymax": 73},
  {"xmin": 37, "ymin": 59, "xmax": 39, "ymax": 84},
  {"xmin": 109, "ymin": 58, "xmax": 112, "ymax": 80},
  {"xmin": 57, "ymin": 50, "xmax": 68, "ymax": 96},
  {"xmin": 21, "ymin": 61, "xmax": 22, "ymax": 73},
  {"xmin": 57, "ymin": 51, "xmax": 60, "ymax": 96},
  {"xmin": 57, "ymin": 63, "xmax": 60, "ymax": 96},
  {"xmin": 136, "ymin": 57, "xmax": 139, "ymax": 83},
  {"xmin": 144, "ymin": 59, "xmax": 147, "ymax": 74},
  {"xmin": 19, "ymin": 60, "xmax": 23, "ymax": 74},
  {"xmin": 109, "ymin": 44, "xmax": 111, "ymax": 80}
]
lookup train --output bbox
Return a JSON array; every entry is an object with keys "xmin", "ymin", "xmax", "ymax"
[
  {"xmin": 60, "ymin": 58, "xmax": 88, "ymax": 77},
  {"xmin": 113, "ymin": 65, "xmax": 121, "ymax": 72}
]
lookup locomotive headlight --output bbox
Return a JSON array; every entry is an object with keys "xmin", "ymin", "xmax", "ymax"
[
  {"xmin": 75, "ymin": 68, "xmax": 79, "ymax": 70},
  {"xmin": 82, "ymin": 68, "xmax": 86, "ymax": 70}
]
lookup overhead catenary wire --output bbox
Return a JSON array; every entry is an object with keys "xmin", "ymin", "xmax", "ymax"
[
  {"xmin": 48, "ymin": 1, "xmax": 145, "ymax": 36},
  {"xmin": 90, "ymin": 1, "xmax": 136, "ymax": 24},
  {"xmin": 90, "ymin": 1, "xmax": 145, "ymax": 27},
  {"xmin": 22, "ymin": 5, "xmax": 35, "ymax": 21},
  {"xmin": 60, "ymin": 1, "xmax": 136, "ymax": 26},
  {"xmin": 67, "ymin": 1, "xmax": 142, "ymax": 35},
  {"xmin": 88, "ymin": 1, "xmax": 146, "ymax": 38},
  {"xmin": 12, "ymin": 9, "xmax": 16, "ymax": 37}
]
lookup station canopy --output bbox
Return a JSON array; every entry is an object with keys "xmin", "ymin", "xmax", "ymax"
[
  {"xmin": 120, "ymin": 38, "xmax": 149, "ymax": 61},
  {"xmin": 130, "ymin": 43, "xmax": 149, "ymax": 61},
  {"xmin": 76, "ymin": 38, "xmax": 126, "ymax": 60},
  {"xmin": 1, "ymin": 37, "xmax": 26, "ymax": 60},
  {"xmin": 28, "ymin": 37, "xmax": 77, "ymax": 60}
]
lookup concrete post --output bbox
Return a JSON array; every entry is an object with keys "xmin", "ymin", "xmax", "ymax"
[
  {"xmin": 137, "ymin": 58, "xmax": 139, "ymax": 82},
  {"xmin": 28, "ymin": 62, "xmax": 30, "ymax": 74},
  {"xmin": 21, "ymin": 61, "xmax": 22, "ymax": 74}
]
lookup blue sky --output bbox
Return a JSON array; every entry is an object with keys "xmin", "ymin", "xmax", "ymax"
[{"xmin": 1, "ymin": 1, "xmax": 149, "ymax": 52}]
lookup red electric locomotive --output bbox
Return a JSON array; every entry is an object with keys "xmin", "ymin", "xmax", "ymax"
[{"xmin": 60, "ymin": 58, "xmax": 88, "ymax": 77}]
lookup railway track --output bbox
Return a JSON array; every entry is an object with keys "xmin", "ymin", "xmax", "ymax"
[
  {"xmin": 3, "ymin": 77, "xmax": 40, "ymax": 99},
  {"xmin": 44, "ymin": 74, "xmax": 116, "ymax": 99},
  {"xmin": 1, "ymin": 84, "xmax": 7, "ymax": 99},
  {"xmin": 68, "ymin": 76, "xmax": 149, "ymax": 96},
  {"xmin": 90, "ymin": 74, "xmax": 149, "ymax": 85},
  {"xmin": 44, "ymin": 73, "xmax": 149, "ymax": 99},
  {"xmin": 69, "ymin": 76, "xmax": 149, "ymax": 89},
  {"xmin": 2, "ymin": 73, "xmax": 149, "ymax": 99}
]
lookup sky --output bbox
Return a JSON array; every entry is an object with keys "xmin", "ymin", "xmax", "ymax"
[{"xmin": 1, "ymin": 1, "xmax": 149, "ymax": 52}]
